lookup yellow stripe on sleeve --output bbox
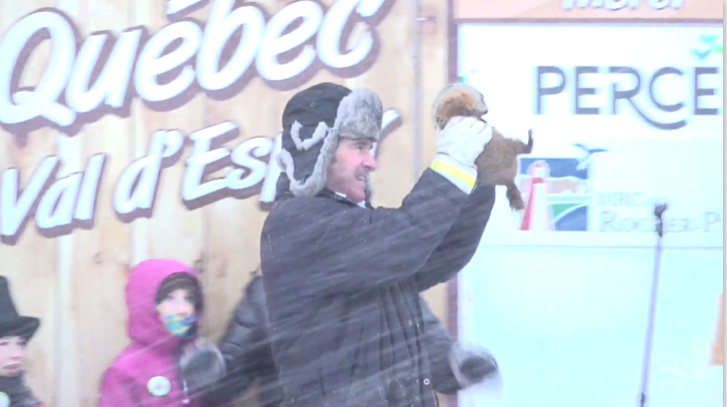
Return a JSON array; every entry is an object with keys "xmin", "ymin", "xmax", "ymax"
[{"xmin": 431, "ymin": 159, "xmax": 476, "ymax": 188}]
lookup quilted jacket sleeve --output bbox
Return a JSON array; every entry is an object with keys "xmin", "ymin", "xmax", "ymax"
[
  {"xmin": 202, "ymin": 275, "xmax": 269, "ymax": 406},
  {"xmin": 414, "ymin": 182, "xmax": 496, "ymax": 292}
]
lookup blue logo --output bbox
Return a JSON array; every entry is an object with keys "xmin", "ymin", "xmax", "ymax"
[
  {"xmin": 692, "ymin": 34, "xmax": 723, "ymax": 61},
  {"xmin": 516, "ymin": 143, "xmax": 608, "ymax": 232}
]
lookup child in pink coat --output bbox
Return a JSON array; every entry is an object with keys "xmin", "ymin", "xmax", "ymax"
[{"xmin": 98, "ymin": 259, "xmax": 224, "ymax": 407}]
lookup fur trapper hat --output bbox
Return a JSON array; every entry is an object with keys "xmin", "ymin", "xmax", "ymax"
[{"xmin": 277, "ymin": 82, "xmax": 384, "ymax": 201}]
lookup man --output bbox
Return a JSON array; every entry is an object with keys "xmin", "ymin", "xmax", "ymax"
[
  {"xmin": 261, "ymin": 83, "xmax": 496, "ymax": 407},
  {"xmin": 202, "ymin": 268, "xmax": 499, "ymax": 407}
]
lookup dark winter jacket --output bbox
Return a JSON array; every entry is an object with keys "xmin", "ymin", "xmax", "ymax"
[
  {"xmin": 260, "ymin": 169, "xmax": 495, "ymax": 407},
  {"xmin": 203, "ymin": 272, "xmax": 478, "ymax": 407},
  {"xmin": 0, "ymin": 375, "xmax": 44, "ymax": 407}
]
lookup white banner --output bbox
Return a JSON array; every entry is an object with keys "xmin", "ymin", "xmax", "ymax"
[{"xmin": 458, "ymin": 25, "xmax": 723, "ymax": 248}]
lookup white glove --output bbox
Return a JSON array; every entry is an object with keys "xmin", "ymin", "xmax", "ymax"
[
  {"xmin": 436, "ymin": 116, "xmax": 493, "ymax": 168},
  {"xmin": 431, "ymin": 116, "xmax": 493, "ymax": 194}
]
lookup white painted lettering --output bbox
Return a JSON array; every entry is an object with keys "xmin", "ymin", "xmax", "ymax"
[
  {"xmin": 228, "ymin": 136, "xmax": 273, "ymax": 191},
  {"xmin": 318, "ymin": 0, "xmax": 381, "ymax": 69},
  {"xmin": 0, "ymin": 156, "xmax": 60, "ymax": 244},
  {"xmin": 0, "ymin": 0, "xmax": 394, "ymax": 135},
  {"xmin": 74, "ymin": 153, "xmax": 107, "ymax": 222},
  {"xmin": 135, "ymin": 21, "xmax": 201, "ymax": 103},
  {"xmin": 197, "ymin": 0, "xmax": 265, "ymax": 91},
  {"xmin": 113, "ymin": 130, "xmax": 184, "ymax": 218},
  {"xmin": 256, "ymin": 1, "xmax": 322, "ymax": 81},
  {"xmin": 36, "ymin": 172, "xmax": 82, "ymax": 231},
  {"xmin": 0, "ymin": 11, "xmax": 76, "ymax": 127},
  {"xmin": 183, "ymin": 121, "xmax": 238, "ymax": 202},
  {"xmin": 66, "ymin": 30, "xmax": 142, "ymax": 113}
]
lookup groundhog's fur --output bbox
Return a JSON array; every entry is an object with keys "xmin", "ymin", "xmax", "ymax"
[{"xmin": 432, "ymin": 83, "xmax": 533, "ymax": 211}]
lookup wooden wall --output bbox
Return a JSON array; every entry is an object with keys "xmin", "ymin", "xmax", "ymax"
[{"xmin": 0, "ymin": 0, "xmax": 450, "ymax": 406}]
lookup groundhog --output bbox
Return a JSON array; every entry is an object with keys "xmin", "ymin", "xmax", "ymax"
[{"xmin": 431, "ymin": 83, "xmax": 534, "ymax": 211}]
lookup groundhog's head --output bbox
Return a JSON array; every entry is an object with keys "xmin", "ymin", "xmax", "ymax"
[{"xmin": 432, "ymin": 83, "xmax": 488, "ymax": 130}]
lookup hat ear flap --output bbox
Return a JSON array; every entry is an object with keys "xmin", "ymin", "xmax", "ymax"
[{"xmin": 279, "ymin": 127, "xmax": 340, "ymax": 198}]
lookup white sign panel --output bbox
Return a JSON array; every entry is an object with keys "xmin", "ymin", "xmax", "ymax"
[
  {"xmin": 455, "ymin": 23, "xmax": 723, "ymax": 407},
  {"xmin": 456, "ymin": 245, "xmax": 724, "ymax": 407},
  {"xmin": 458, "ymin": 25, "xmax": 723, "ymax": 248}
]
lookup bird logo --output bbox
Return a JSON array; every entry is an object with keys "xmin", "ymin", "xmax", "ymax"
[
  {"xmin": 692, "ymin": 34, "xmax": 723, "ymax": 61},
  {"xmin": 571, "ymin": 143, "xmax": 609, "ymax": 170}
]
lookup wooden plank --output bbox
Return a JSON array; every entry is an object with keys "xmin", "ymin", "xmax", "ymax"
[
  {"xmin": 0, "ymin": 1, "xmax": 58, "ymax": 404},
  {"xmin": 49, "ymin": 0, "xmax": 134, "ymax": 405},
  {"xmin": 128, "ymin": 2, "xmax": 206, "ymax": 268}
]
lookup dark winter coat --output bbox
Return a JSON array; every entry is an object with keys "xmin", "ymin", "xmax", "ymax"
[
  {"xmin": 203, "ymin": 272, "xmax": 472, "ymax": 407},
  {"xmin": 260, "ymin": 169, "xmax": 495, "ymax": 407},
  {"xmin": 0, "ymin": 375, "xmax": 44, "ymax": 407}
]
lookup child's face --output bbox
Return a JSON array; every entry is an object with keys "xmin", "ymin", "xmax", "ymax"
[
  {"xmin": 156, "ymin": 288, "xmax": 196, "ymax": 335},
  {"xmin": 0, "ymin": 336, "xmax": 25, "ymax": 376}
]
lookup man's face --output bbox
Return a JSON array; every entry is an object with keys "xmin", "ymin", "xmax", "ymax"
[
  {"xmin": 326, "ymin": 138, "xmax": 378, "ymax": 203},
  {"xmin": 0, "ymin": 336, "xmax": 25, "ymax": 377}
]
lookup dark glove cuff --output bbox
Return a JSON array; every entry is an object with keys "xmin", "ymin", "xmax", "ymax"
[
  {"xmin": 448, "ymin": 344, "xmax": 499, "ymax": 388},
  {"xmin": 179, "ymin": 340, "xmax": 227, "ymax": 393},
  {"xmin": 459, "ymin": 354, "xmax": 498, "ymax": 382}
]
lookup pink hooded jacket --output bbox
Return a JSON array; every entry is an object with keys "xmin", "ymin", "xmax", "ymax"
[{"xmin": 97, "ymin": 259, "xmax": 202, "ymax": 407}]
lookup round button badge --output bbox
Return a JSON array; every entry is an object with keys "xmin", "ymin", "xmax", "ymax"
[
  {"xmin": 0, "ymin": 392, "xmax": 9, "ymax": 407},
  {"xmin": 147, "ymin": 376, "xmax": 171, "ymax": 397}
]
